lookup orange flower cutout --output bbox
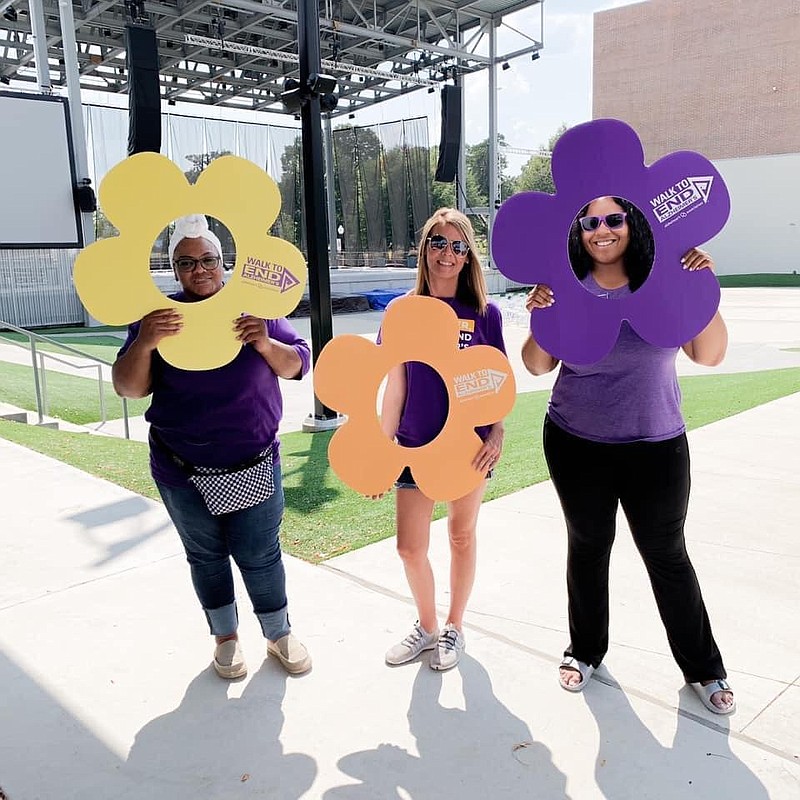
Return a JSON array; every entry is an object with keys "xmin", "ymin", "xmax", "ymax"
[{"xmin": 314, "ymin": 295, "xmax": 516, "ymax": 501}]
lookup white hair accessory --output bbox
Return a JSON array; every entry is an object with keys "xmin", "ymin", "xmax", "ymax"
[{"xmin": 167, "ymin": 214, "xmax": 224, "ymax": 264}]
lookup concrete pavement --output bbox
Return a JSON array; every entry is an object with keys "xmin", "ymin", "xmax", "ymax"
[
  {"xmin": 1, "ymin": 289, "xmax": 799, "ymax": 798},
  {"xmin": 1, "ymin": 393, "xmax": 798, "ymax": 798}
]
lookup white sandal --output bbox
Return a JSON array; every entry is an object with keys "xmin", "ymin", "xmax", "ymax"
[
  {"xmin": 689, "ymin": 679, "xmax": 736, "ymax": 715},
  {"xmin": 559, "ymin": 656, "xmax": 595, "ymax": 692}
]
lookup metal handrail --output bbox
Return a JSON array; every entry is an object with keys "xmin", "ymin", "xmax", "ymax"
[{"xmin": 0, "ymin": 319, "xmax": 130, "ymax": 438}]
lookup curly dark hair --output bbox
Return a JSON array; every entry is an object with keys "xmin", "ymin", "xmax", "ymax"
[{"xmin": 567, "ymin": 197, "xmax": 655, "ymax": 292}]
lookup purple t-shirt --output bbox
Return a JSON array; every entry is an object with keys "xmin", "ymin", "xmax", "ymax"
[
  {"xmin": 392, "ymin": 297, "xmax": 507, "ymax": 448},
  {"xmin": 548, "ymin": 274, "xmax": 684, "ymax": 443},
  {"xmin": 118, "ymin": 294, "xmax": 310, "ymax": 486}
]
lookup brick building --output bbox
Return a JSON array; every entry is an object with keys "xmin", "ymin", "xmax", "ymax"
[
  {"xmin": 592, "ymin": 0, "xmax": 800, "ymax": 275},
  {"xmin": 593, "ymin": 0, "xmax": 800, "ymax": 162}
]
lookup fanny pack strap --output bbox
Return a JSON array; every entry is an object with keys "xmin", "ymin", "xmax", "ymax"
[{"xmin": 149, "ymin": 428, "xmax": 271, "ymax": 476}]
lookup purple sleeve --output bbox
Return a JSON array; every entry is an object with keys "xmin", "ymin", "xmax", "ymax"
[
  {"xmin": 486, "ymin": 303, "xmax": 507, "ymax": 355},
  {"xmin": 267, "ymin": 317, "xmax": 311, "ymax": 378},
  {"xmin": 116, "ymin": 322, "xmax": 141, "ymax": 359}
]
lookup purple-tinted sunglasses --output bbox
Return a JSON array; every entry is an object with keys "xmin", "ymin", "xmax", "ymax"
[{"xmin": 578, "ymin": 212, "xmax": 627, "ymax": 232}]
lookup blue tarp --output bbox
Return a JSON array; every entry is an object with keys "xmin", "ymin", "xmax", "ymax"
[{"xmin": 357, "ymin": 289, "xmax": 408, "ymax": 310}]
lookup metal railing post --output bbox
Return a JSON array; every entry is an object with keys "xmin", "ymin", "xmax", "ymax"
[
  {"xmin": 29, "ymin": 339, "xmax": 44, "ymax": 424},
  {"xmin": 122, "ymin": 398, "xmax": 130, "ymax": 440},
  {"xmin": 39, "ymin": 352, "xmax": 49, "ymax": 416},
  {"xmin": 97, "ymin": 365, "xmax": 106, "ymax": 424}
]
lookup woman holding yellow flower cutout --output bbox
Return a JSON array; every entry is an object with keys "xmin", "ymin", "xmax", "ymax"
[
  {"xmin": 381, "ymin": 208, "xmax": 508, "ymax": 672},
  {"xmin": 112, "ymin": 214, "xmax": 312, "ymax": 679}
]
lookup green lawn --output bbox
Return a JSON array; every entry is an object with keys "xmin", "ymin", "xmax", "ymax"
[
  {"xmin": 1, "ymin": 367, "xmax": 798, "ymax": 563},
  {"xmin": 0, "ymin": 360, "xmax": 150, "ymax": 425},
  {"xmin": 717, "ymin": 273, "xmax": 800, "ymax": 288},
  {"xmin": 0, "ymin": 332, "xmax": 126, "ymax": 364}
]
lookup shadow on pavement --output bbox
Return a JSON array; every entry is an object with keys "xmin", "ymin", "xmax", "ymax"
[
  {"xmin": 123, "ymin": 662, "xmax": 317, "ymax": 799},
  {"xmin": 583, "ymin": 672, "xmax": 770, "ymax": 800},
  {"xmin": 324, "ymin": 654, "xmax": 570, "ymax": 800}
]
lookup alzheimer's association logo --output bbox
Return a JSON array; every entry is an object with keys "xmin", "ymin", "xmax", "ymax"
[
  {"xmin": 241, "ymin": 255, "xmax": 300, "ymax": 293},
  {"xmin": 454, "ymin": 368, "xmax": 508, "ymax": 401},
  {"xmin": 650, "ymin": 176, "xmax": 714, "ymax": 226}
]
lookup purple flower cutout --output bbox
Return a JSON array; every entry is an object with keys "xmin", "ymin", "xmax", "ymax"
[{"xmin": 492, "ymin": 119, "xmax": 730, "ymax": 364}]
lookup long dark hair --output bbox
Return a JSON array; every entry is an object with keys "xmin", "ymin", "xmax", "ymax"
[{"xmin": 567, "ymin": 197, "xmax": 654, "ymax": 292}]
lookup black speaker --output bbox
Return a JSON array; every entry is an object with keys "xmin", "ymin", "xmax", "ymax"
[
  {"xmin": 125, "ymin": 25, "xmax": 161, "ymax": 155},
  {"xmin": 434, "ymin": 85, "xmax": 462, "ymax": 183}
]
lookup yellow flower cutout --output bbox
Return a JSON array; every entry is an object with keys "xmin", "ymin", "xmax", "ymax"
[
  {"xmin": 314, "ymin": 295, "xmax": 516, "ymax": 501},
  {"xmin": 73, "ymin": 153, "xmax": 307, "ymax": 370}
]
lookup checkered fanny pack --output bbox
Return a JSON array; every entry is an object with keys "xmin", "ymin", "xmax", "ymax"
[
  {"xmin": 153, "ymin": 431, "xmax": 276, "ymax": 515},
  {"xmin": 186, "ymin": 445, "xmax": 275, "ymax": 515}
]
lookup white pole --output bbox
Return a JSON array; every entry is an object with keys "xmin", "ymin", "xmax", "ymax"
[
  {"xmin": 488, "ymin": 21, "xmax": 498, "ymax": 268},
  {"xmin": 57, "ymin": 0, "xmax": 94, "ymax": 247},
  {"xmin": 28, "ymin": 0, "xmax": 51, "ymax": 93}
]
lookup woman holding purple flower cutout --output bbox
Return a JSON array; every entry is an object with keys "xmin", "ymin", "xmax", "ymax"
[{"xmin": 522, "ymin": 195, "xmax": 735, "ymax": 714}]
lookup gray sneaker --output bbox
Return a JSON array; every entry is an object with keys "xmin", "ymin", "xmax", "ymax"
[
  {"xmin": 429, "ymin": 624, "xmax": 465, "ymax": 671},
  {"xmin": 385, "ymin": 622, "xmax": 439, "ymax": 665}
]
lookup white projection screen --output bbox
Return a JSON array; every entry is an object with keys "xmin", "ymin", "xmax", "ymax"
[{"xmin": 0, "ymin": 91, "xmax": 83, "ymax": 248}]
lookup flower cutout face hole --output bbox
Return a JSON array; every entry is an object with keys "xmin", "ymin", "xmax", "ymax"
[
  {"xmin": 154, "ymin": 215, "xmax": 235, "ymax": 303},
  {"xmin": 380, "ymin": 362, "xmax": 450, "ymax": 448},
  {"xmin": 567, "ymin": 196, "xmax": 655, "ymax": 298}
]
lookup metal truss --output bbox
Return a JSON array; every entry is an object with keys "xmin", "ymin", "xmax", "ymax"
[{"xmin": 0, "ymin": 0, "xmax": 543, "ymax": 117}]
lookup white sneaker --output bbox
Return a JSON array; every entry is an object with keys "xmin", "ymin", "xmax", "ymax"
[
  {"xmin": 385, "ymin": 622, "xmax": 439, "ymax": 665},
  {"xmin": 429, "ymin": 624, "xmax": 465, "ymax": 671}
]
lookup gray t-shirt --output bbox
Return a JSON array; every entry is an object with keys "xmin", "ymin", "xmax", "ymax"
[{"xmin": 548, "ymin": 274, "xmax": 684, "ymax": 443}]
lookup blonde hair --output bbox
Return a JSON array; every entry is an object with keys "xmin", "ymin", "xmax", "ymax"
[{"xmin": 414, "ymin": 207, "xmax": 488, "ymax": 314}]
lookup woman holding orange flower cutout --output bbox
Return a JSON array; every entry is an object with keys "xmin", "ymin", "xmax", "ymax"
[{"xmin": 380, "ymin": 208, "xmax": 507, "ymax": 672}]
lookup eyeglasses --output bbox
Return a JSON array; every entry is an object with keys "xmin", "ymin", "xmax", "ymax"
[
  {"xmin": 578, "ymin": 212, "xmax": 627, "ymax": 232},
  {"xmin": 173, "ymin": 255, "xmax": 221, "ymax": 272},
  {"xmin": 427, "ymin": 234, "xmax": 470, "ymax": 257}
]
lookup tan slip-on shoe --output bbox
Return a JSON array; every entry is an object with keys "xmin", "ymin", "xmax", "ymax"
[
  {"xmin": 213, "ymin": 639, "xmax": 247, "ymax": 679},
  {"xmin": 267, "ymin": 634, "xmax": 312, "ymax": 674}
]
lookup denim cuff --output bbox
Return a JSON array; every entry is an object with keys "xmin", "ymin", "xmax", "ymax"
[
  {"xmin": 204, "ymin": 601, "xmax": 238, "ymax": 636},
  {"xmin": 256, "ymin": 604, "xmax": 290, "ymax": 641}
]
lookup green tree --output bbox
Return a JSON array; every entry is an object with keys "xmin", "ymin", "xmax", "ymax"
[
  {"xmin": 465, "ymin": 135, "xmax": 514, "ymax": 206},
  {"xmin": 515, "ymin": 124, "xmax": 567, "ymax": 195},
  {"xmin": 180, "ymin": 150, "xmax": 236, "ymax": 260},
  {"xmin": 429, "ymin": 146, "xmax": 456, "ymax": 211}
]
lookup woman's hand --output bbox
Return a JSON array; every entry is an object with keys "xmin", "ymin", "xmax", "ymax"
[
  {"xmin": 137, "ymin": 308, "xmax": 183, "ymax": 350},
  {"xmin": 472, "ymin": 423, "xmax": 504, "ymax": 474},
  {"xmin": 681, "ymin": 248, "xmax": 715, "ymax": 272},
  {"xmin": 525, "ymin": 284, "xmax": 555, "ymax": 312},
  {"xmin": 234, "ymin": 315, "xmax": 271, "ymax": 354}
]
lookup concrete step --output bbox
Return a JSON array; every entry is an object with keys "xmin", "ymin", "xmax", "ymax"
[{"xmin": 0, "ymin": 411, "xmax": 29, "ymax": 423}]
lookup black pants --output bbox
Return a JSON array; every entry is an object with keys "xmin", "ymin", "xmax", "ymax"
[{"xmin": 543, "ymin": 415, "xmax": 726, "ymax": 683}]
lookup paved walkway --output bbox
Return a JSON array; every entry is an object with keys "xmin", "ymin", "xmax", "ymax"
[
  {"xmin": 1, "ymin": 391, "xmax": 798, "ymax": 799},
  {"xmin": 1, "ymin": 288, "xmax": 799, "ymax": 798}
]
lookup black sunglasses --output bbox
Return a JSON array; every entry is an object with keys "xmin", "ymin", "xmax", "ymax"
[
  {"xmin": 578, "ymin": 212, "xmax": 627, "ymax": 232},
  {"xmin": 427, "ymin": 234, "xmax": 470, "ymax": 257}
]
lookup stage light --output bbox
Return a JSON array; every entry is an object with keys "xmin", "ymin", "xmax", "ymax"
[
  {"xmin": 501, "ymin": 62, "xmax": 510, "ymax": 71},
  {"xmin": 531, "ymin": 51, "xmax": 540, "ymax": 62}
]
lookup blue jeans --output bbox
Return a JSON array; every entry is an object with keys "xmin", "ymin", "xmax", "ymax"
[{"xmin": 156, "ymin": 462, "xmax": 291, "ymax": 641}]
